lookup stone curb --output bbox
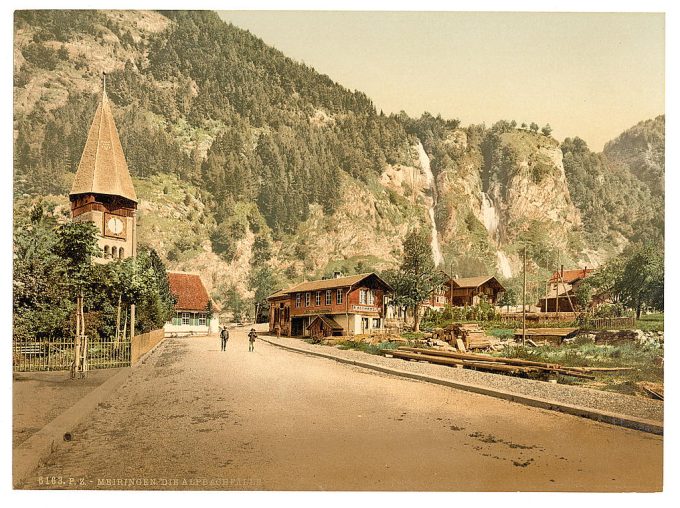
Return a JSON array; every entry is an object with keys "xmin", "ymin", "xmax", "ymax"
[
  {"xmin": 12, "ymin": 337, "xmax": 167, "ymax": 488},
  {"xmin": 261, "ymin": 337, "xmax": 663, "ymax": 436}
]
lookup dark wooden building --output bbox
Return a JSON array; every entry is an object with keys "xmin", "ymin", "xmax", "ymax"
[
  {"xmin": 448, "ymin": 276, "xmax": 505, "ymax": 307},
  {"xmin": 268, "ymin": 272, "xmax": 393, "ymax": 337}
]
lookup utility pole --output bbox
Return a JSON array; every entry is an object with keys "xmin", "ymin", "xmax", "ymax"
[
  {"xmin": 522, "ymin": 245, "xmax": 527, "ymax": 347},
  {"xmin": 555, "ymin": 250, "xmax": 560, "ymax": 319},
  {"xmin": 449, "ymin": 261, "xmax": 454, "ymax": 307}
]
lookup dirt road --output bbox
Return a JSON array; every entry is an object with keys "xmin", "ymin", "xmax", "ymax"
[{"xmin": 22, "ymin": 327, "xmax": 662, "ymax": 491}]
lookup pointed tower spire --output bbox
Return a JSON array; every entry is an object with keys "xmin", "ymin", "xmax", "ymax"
[{"xmin": 69, "ymin": 77, "xmax": 137, "ymax": 203}]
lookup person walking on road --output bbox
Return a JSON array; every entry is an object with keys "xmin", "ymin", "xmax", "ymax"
[
  {"xmin": 248, "ymin": 328, "xmax": 257, "ymax": 352},
  {"xmin": 220, "ymin": 326, "xmax": 229, "ymax": 351}
]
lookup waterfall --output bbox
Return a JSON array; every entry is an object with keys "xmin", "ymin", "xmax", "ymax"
[
  {"xmin": 481, "ymin": 191, "xmax": 513, "ymax": 277},
  {"xmin": 480, "ymin": 191, "xmax": 499, "ymax": 240},
  {"xmin": 416, "ymin": 141, "xmax": 444, "ymax": 266},
  {"xmin": 496, "ymin": 251, "xmax": 513, "ymax": 278}
]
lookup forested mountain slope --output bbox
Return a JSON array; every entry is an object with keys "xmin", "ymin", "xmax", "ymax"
[{"xmin": 13, "ymin": 10, "xmax": 664, "ymax": 306}]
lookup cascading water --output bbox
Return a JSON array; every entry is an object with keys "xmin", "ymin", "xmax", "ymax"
[
  {"xmin": 480, "ymin": 192, "xmax": 499, "ymax": 241},
  {"xmin": 416, "ymin": 141, "xmax": 444, "ymax": 266},
  {"xmin": 496, "ymin": 251, "xmax": 513, "ymax": 278},
  {"xmin": 480, "ymin": 190, "xmax": 513, "ymax": 277}
]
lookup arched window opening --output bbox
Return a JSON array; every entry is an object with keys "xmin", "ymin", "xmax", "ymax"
[
  {"xmin": 119, "ymin": 247, "xmax": 125, "ymax": 259},
  {"xmin": 112, "ymin": 246, "xmax": 118, "ymax": 259},
  {"xmin": 104, "ymin": 245, "xmax": 110, "ymax": 258}
]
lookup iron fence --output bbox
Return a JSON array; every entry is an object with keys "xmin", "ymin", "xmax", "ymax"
[{"xmin": 12, "ymin": 337, "xmax": 131, "ymax": 372}]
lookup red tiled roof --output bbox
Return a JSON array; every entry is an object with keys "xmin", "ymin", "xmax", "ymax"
[
  {"xmin": 167, "ymin": 272, "xmax": 211, "ymax": 311},
  {"xmin": 549, "ymin": 268, "xmax": 593, "ymax": 284}
]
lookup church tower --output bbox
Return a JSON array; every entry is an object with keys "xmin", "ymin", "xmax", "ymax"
[{"xmin": 69, "ymin": 79, "xmax": 137, "ymax": 263}]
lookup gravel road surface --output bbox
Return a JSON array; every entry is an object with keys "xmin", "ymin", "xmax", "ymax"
[
  {"xmin": 22, "ymin": 327, "xmax": 662, "ymax": 491},
  {"xmin": 265, "ymin": 334, "xmax": 664, "ymax": 423}
]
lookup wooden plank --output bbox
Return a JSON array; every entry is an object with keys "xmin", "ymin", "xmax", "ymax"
[
  {"xmin": 455, "ymin": 339, "xmax": 466, "ymax": 353},
  {"xmin": 396, "ymin": 347, "xmax": 596, "ymax": 379},
  {"xmin": 388, "ymin": 350, "xmax": 535, "ymax": 374}
]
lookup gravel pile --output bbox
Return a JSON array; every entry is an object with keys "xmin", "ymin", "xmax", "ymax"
[{"xmin": 264, "ymin": 335, "xmax": 663, "ymax": 423}]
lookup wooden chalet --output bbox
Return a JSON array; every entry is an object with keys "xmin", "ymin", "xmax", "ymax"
[
  {"xmin": 539, "ymin": 267, "xmax": 593, "ymax": 313},
  {"xmin": 448, "ymin": 275, "xmax": 505, "ymax": 307},
  {"xmin": 268, "ymin": 272, "xmax": 393, "ymax": 338}
]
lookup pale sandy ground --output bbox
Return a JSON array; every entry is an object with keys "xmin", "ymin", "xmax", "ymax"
[
  {"xmin": 19, "ymin": 327, "xmax": 662, "ymax": 491},
  {"xmin": 13, "ymin": 369, "xmax": 119, "ymax": 448}
]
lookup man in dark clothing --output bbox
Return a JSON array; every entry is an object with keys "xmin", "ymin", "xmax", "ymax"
[
  {"xmin": 220, "ymin": 326, "xmax": 229, "ymax": 351},
  {"xmin": 248, "ymin": 328, "xmax": 257, "ymax": 352}
]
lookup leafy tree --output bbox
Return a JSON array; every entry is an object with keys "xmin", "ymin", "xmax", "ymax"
[
  {"xmin": 529, "ymin": 122, "xmax": 539, "ymax": 133},
  {"xmin": 541, "ymin": 124, "xmax": 553, "ymax": 136},
  {"xmin": 383, "ymin": 229, "xmax": 444, "ymax": 332},
  {"xmin": 248, "ymin": 265, "xmax": 279, "ymax": 323},
  {"xmin": 613, "ymin": 245, "xmax": 664, "ymax": 318},
  {"xmin": 497, "ymin": 288, "xmax": 518, "ymax": 312},
  {"xmin": 13, "ymin": 204, "xmax": 72, "ymax": 341}
]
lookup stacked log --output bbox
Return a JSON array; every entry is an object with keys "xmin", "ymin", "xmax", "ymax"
[
  {"xmin": 436, "ymin": 323, "xmax": 493, "ymax": 350},
  {"xmin": 386, "ymin": 346, "xmax": 596, "ymax": 380}
]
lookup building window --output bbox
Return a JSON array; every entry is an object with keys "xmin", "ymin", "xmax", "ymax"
[
  {"xmin": 326, "ymin": 290, "xmax": 332, "ymax": 305},
  {"xmin": 336, "ymin": 289, "xmax": 343, "ymax": 305},
  {"xmin": 367, "ymin": 290, "xmax": 375, "ymax": 305},
  {"xmin": 119, "ymin": 247, "xmax": 124, "ymax": 258},
  {"xmin": 182, "ymin": 312, "xmax": 190, "ymax": 325},
  {"xmin": 372, "ymin": 318, "xmax": 381, "ymax": 329},
  {"xmin": 360, "ymin": 289, "xmax": 367, "ymax": 305},
  {"xmin": 296, "ymin": 293, "xmax": 301, "ymax": 308},
  {"xmin": 315, "ymin": 291, "xmax": 321, "ymax": 306},
  {"xmin": 104, "ymin": 245, "xmax": 110, "ymax": 258},
  {"xmin": 198, "ymin": 314, "xmax": 206, "ymax": 326},
  {"xmin": 112, "ymin": 246, "xmax": 118, "ymax": 258},
  {"xmin": 305, "ymin": 292, "xmax": 311, "ymax": 306}
]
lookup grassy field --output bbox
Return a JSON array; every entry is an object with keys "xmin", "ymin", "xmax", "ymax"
[
  {"xmin": 493, "ymin": 338, "xmax": 664, "ymax": 395},
  {"xmin": 637, "ymin": 313, "xmax": 664, "ymax": 331}
]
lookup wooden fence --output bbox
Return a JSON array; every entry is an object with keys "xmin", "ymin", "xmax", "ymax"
[
  {"xmin": 131, "ymin": 329, "xmax": 165, "ymax": 364},
  {"xmin": 584, "ymin": 316, "xmax": 637, "ymax": 330},
  {"xmin": 12, "ymin": 337, "xmax": 131, "ymax": 373}
]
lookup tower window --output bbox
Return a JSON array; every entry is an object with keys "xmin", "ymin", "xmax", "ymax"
[
  {"xmin": 119, "ymin": 247, "xmax": 124, "ymax": 259},
  {"xmin": 111, "ymin": 246, "xmax": 118, "ymax": 258},
  {"xmin": 104, "ymin": 245, "xmax": 110, "ymax": 258}
]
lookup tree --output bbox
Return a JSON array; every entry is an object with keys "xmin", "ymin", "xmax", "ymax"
[
  {"xmin": 614, "ymin": 245, "xmax": 664, "ymax": 318},
  {"xmin": 248, "ymin": 266, "xmax": 278, "ymax": 323},
  {"xmin": 383, "ymin": 229, "xmax": 444, "ymax": 332},
  {"xmin": 497, "ymin": 288, "xmax": 518, "ymax": 312},
  {"xmin": 529, "ymin": 122, "xmax": 539, "ymax": 133},
  {"xmin": 541, "ymin": 124, "xmax": 553, "ymax": 136}
]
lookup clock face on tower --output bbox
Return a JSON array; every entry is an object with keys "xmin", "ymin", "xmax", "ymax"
[{"xmin": 104, "ymin": 213, "xmax": 127, "ymax": 239}]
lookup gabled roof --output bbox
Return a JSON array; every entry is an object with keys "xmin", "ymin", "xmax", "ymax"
[
  {"xmin": 306, "ymin": 315, "xmax": 344, "ymax": 331},
  {"xmin": 69, "ymin": 91, "xmax": 137, "ymax": 203},
  {"xmin": 549, "ymin": 268, "xmax": 593, "ymax": 284},
  {"xmin": 451, "ymin": 275, "xmax": 504, "ymax": 289},
  {"xmin": 167, "ymin": 271, "xmax": 211, "ymax": 312},
  {"xmin": 267, "ymin": 272, "xmax": 393, "ymax": 300}
]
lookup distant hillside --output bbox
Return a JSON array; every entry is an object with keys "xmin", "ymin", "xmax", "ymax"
[{"xmin": 13, "ymin": 10, "xmax": 664, "ymax": 306}]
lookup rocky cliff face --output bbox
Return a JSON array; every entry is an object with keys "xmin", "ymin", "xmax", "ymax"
[
  {"xmin": 13, "ymin": 10, "xmax": 662, "ymax": 306},
  {"xmin": 429, "ymin": 126, "xmax": 584, "ymax": 278}
]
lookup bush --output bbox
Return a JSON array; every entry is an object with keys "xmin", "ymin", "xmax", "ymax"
[{"xmin": 22, "ymin": 42, "xmax": 61, "ymax": 70}]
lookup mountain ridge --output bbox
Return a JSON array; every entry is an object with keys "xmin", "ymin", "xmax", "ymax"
[{"xmin": 13, "ymin": 10, "xmax": 664, "ymax": 305}]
